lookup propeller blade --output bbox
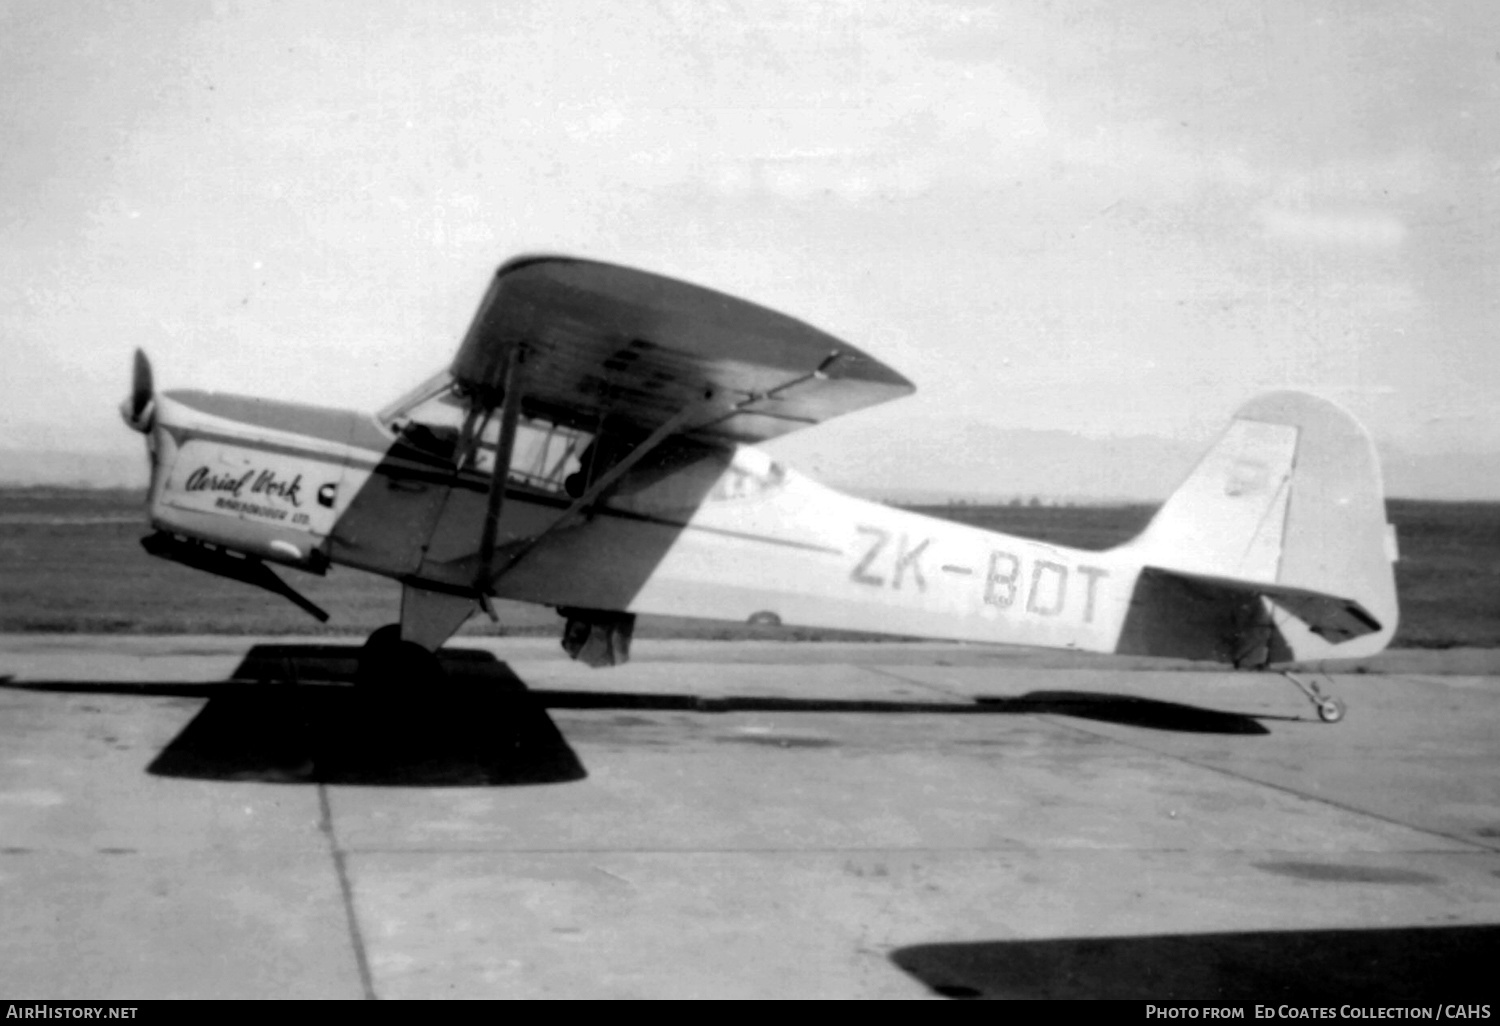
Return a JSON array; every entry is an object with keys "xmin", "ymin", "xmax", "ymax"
[{"xmin": 131, "ymin": 348, "xmax": 154, "ymax": 421}]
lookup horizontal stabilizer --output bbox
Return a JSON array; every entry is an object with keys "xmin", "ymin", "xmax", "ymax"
[{"xmin": 1144, "ymin": 567, "xmax": 1383, "ymax": 643}]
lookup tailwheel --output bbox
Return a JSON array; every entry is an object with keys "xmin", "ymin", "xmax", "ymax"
[
  {"xmin": 1317, "ymin": 698, "xmax": 1346, "ymax": 724},
  {"xmin": 1281, "ymin": 670, "xmax": 1346, "ymax": 725},
  {"xmin": 356, "ymin": 623, "xmax": 445, "ymax": 690}
]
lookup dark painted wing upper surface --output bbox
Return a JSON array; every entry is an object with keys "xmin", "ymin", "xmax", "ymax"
[{"xmin": 448, "ymin": 256, "xmax": 914, "ymax": 444}]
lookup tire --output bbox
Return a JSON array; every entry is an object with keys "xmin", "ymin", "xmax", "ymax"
[
  {"xmin": 357, "ymin": 624, "xmax": 443, "ymax": 690},
  {"xmin": 1317, "ymin": 698, "xmax": 1346, "ymax": 724}
]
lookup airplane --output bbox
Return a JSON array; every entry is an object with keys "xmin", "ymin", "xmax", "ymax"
[{"xmin": 120, "ymin": 255, "xmax": 1399, "ymax": 723}]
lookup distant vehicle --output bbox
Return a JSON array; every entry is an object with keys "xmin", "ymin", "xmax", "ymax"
[{"xmin": 121, "ymin": 256, "xmax": 1398, "ymax": 721}]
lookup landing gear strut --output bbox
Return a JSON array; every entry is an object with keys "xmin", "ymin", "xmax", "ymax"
[
  {"xmin": 1281, "ymin": 670, "xmax": 1346, "ymax": 723},
  {"xmin": 356, "ymin": 623, "xmax": 445, "ymax": 691}
]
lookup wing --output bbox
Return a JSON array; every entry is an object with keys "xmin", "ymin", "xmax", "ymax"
[{"xmin": 448, "ymin": 256, "xmax": 914, "ymax": 444}]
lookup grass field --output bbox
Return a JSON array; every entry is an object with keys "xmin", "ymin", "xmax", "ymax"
[{"xmin": 0, "ymin": 489, "xmax": 1495, "ymax": 648}]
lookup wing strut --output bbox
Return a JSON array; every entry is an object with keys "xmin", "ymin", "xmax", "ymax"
[
  {"xmin": 476, "ymin": 345, "xmax": 526, "ymax": 587},
  {"xmin": 484, "ymin": 391, "xmax": 713, "ymax": 587}
]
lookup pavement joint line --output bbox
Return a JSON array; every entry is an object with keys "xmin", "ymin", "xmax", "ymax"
[
  {"xmin": 837, "ymin": 664, "xmax": 1495, "ymax": 857},
  {"xmin": 319, "ymin": 785, "xmax": 378, "ymax": 1000},
  {"xmin": 1032, "ymin": 713, "xmax": 1500, "ymax": 856},
  {"xmin": 855, "ymin": 663, "xmax": 977, "ymax": 700},
  {"xmin": 832, "ymin": 665, "xmax": 1498, "ymax": 858}
]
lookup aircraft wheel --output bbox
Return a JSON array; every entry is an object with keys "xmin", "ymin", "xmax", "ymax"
[
  {"xmin": 356, "ymin": 624, "xmax": 401, "ymax": 685},
  {"xmin": 1317, "ymin": 698, "xmax": 1346, "ymax": 724},
  {"xmin": 357, "ymin": 624, "xmax": 443, "ymax": 690}
]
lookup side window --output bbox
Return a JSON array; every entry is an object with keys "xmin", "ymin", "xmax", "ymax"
[
  {"xmin": 383, "ymin": 377, "xmax": 593, "ymax": 496},
  {"xmin": 465, "ymin": 414, "xmax": 591, "ymax": 495},
  {"xmin": 506, "ymin": 419, "xmax": 590, "ymax": 493}
]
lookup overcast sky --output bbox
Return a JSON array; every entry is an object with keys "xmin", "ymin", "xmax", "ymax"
[{"xmin": 3, "ymin": 1, "xmax": 1497, "ymax": 495}]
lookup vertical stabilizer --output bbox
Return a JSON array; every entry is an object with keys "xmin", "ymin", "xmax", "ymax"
[
  {"xmin": 1120, "ymin": 392, "xmax": 1398, "ymax": 661},
  {"xmin": 1130, "ymin": 416, "xmax": 1298, "ymax": 583}
]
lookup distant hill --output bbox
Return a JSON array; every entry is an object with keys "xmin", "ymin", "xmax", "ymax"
[
  {"xmin": 1380, "ymin": 449, "xmax": 1500, "ymax": 502},
  {"xmin": 774, "ymin": 422, "xmax": 1201, "ymax": 504},
  {"xmin": 1, "ymin": 432, "xmax": 1495, "ymax": 501},
  {"xmin": 785, "ymin": 421, "xmax": 1500, "ymax": 503}
]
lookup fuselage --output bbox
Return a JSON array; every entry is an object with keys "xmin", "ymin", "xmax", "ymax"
[{"xmin": 145, "ymin": 388, "xmax": 1151, "ymax": 656}]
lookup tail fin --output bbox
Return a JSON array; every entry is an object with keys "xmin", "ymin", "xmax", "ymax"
[{"xmin": 1119, "ymin": 392, "xmax": 1398, "ymax": 663}]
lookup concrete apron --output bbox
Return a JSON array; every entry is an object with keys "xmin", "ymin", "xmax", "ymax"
[{"xmin": 0, "ymin": 636, "xmax": 1495, "ymax": 999}]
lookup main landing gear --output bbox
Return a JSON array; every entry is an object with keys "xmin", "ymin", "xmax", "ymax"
[
  {"xmin": 1281, "ymin": 670, "xmax": 1346, "ymax": 723},
  {"xmin": 356, "ymin": 623, "xmax": 446, "ymax": 691}
]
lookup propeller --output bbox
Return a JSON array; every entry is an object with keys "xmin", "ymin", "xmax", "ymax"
[{"xmin": 121, "ymin": 348, "xmax": 156, "ymax": 433}]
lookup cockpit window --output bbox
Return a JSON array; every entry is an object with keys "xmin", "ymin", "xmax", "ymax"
[{"xmin": 379, "ymin": 373, "xmax": 592, "ymax": 495}]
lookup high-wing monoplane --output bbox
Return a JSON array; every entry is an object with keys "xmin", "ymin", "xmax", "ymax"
[{"xmin": 121, "ymin": 256, "xmax": 1399, "ymax": 721}]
